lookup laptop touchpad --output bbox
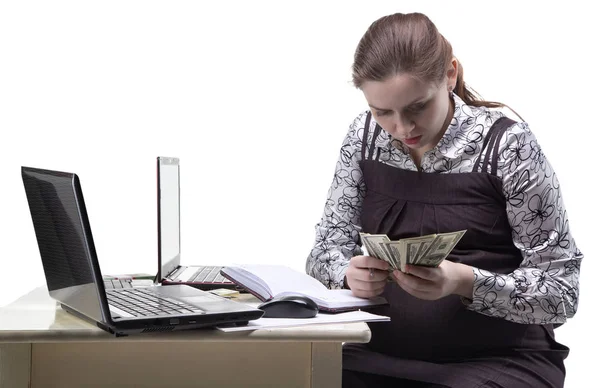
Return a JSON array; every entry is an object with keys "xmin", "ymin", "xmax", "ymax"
[{"xmin": 157, "ymin": 285, "xmax": 220, "ymax": 300}]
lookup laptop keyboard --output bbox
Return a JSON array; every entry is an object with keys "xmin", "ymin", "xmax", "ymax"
[
  {"xmin": 104, "ymin": 278, "xmax": 133, "ymax": 289},
  {"xmin": 106, "ymin": 288, "xmax": 204, "ymax": 317},
  {"xmin": 190, "ymin": 266, "xmax": 231, "ymax": 283}
]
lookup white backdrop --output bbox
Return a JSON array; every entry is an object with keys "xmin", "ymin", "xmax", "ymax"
[{"xmin": 1, "ymin": 1, "xmax": 596, "ymax": 386}]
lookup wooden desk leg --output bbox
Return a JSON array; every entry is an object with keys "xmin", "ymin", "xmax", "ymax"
[
  {"xmin": 0, "ymin": 343, "xmax": 31, "ymax": 388},
  {"xmin": 311, "ymin": 342, "xmax": 342, "ymax": 388}
]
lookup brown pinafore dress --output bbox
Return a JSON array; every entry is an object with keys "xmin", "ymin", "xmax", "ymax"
[{"xmin": 342, "ymin": 114, "xmax": 570, "ymax": 388}]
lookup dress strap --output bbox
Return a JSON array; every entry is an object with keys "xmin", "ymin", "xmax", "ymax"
[
  {"xmin": 360, "ymin": 112, "xmax": 383, "ymax": 162},
  {"xmin": 472, "ymin": 116, "xmax": 517, "ymax": 174},
  {"xmin": 369, "ymin": 124, "xmax": 383, "ymax": 162},
  {"xmin": 361, "ymin": 112, "xmax": 372, "ymax": 161}
]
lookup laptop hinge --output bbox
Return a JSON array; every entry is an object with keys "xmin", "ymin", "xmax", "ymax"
[{"xmin": 166, "ymin": 266, "xmax": 185, "ymax": 280}]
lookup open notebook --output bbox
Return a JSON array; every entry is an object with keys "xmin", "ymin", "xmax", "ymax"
[{"xmin": 220, "ymin": 264, "xmax": 388, "ymax": 313}]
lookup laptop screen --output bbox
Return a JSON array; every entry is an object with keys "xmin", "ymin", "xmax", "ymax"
[
  {"xmin": 157, "ymin": 157, "xmax": 181, "ymax": 279},
  {"xmin": 21, "ymin": 167, "xmax": 106, "ymax": 323}
]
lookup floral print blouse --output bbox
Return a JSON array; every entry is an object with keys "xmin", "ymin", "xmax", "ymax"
[{"xmin": 306, "ymin": 93, "xmax": 583, "ymax": 325}]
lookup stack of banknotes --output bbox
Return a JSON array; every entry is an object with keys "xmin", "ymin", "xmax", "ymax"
[{"xmin": 359, "ymin": 230, "xmax": 466, "ymax": 273}]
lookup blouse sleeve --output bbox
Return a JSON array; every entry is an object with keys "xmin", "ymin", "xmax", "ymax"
[
  {"xmin": 465, "ymin": 121, "xmax": 583, "ymax": 324},
  {"xmin": 305, "ymin": 113, "xmax": 368, "ymax": 289}
]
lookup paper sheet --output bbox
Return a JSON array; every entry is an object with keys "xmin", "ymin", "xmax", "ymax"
[{"xmin": 216, "ymin": 310, "xmax": 390, "ymax": 332}]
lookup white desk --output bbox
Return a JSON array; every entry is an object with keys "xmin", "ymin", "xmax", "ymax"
[{"xmin": 0, "ymin": 287, "xmax": 371, "ymax": 388}]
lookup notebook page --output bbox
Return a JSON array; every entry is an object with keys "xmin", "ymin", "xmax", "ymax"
[
  {"xmin": 230, "ymin": 264, "xmax": 387, "ymax": 309},
  {"xmin": 232, "ymin": 264, "xmax": 328, "ymax": 297}
]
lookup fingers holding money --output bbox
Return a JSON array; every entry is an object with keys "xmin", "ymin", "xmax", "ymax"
[
  {"xmin": 350, "ymin": 276, "xmax": 387, "ymax": 298},
  {"xmin": 361, "ymin": 230, "xmax": 467, "ymax": 272},
  {"xmin": 392, "ymin": 261, "xmax": 470, "ymax": 300},
  {"xmin": 346, "ymin": 255, "xmax": 390, "ymax": 298},
  {"xmin": 393, "ymin": 270, "xmax": 437, "ymax": 300},
  {"xmin": 401, "ymin": 264, "xmax": 441, "ymax": 281},
  {"xmin": 352, "ymin": 255, "xmax": 390, "ymax": 272}
]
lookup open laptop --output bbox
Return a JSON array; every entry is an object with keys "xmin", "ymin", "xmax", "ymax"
[
  {"xmin": 21, "ymin": 166, "xmax": 263, "ymax": 336},
  {"xmin": 156, "ymin": 157, "xmax": 237, "ymax": 290}
]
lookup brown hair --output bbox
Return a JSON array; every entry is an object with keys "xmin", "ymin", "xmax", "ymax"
[{"xmin": 352, "ymin": 13, "xmax": 520, "ymax": 116}]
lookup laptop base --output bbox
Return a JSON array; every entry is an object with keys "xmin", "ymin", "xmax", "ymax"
[{"xmin": 163, "ymin": 265, "xmax": 241, "ymax": 291}]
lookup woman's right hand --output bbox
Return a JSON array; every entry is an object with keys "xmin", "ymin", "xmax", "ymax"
[{"xmin": 345, "ymin": 255, "xmax": 390, "ymax": 298}]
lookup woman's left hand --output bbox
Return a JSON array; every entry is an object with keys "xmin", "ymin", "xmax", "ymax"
[{"xmin": 392, "ymin": 260, "xmax": 475, "ymax": 300}]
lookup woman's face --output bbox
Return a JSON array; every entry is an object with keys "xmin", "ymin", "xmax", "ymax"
[{"xmin": 361, "ymin": 66, "xmax": 456, "ymax": 154}]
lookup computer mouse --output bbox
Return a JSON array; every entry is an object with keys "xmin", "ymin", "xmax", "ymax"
[{"xmin": 257, "ymin": 294, "xmax": 319, "ymax": 318}]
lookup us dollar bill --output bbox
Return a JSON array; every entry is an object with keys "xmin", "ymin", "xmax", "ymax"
[
  {"xmin": 381, "ymin": 240, "xmax": 407, "ymax": 272},
  {"xmin": 360, "ymin": 230, "xmax": 466, "ymax": 273},
  {"xmin": 417, "ymin": 230, "xmax": 466, "ymax": 267},
  {"xmin": 379, "ymin": 242, "xmax": 399, "ymax": 270},
  {"xmin": 359, "ymin": 233, "xmax": 394, "ymax": 265},
  {"xmin": 401, "ymin": 234, "xmax": 437, "ymax": 265},
  {"xmin": 406, "ymin": 241, "xmax": 422, "ymax": 265}
]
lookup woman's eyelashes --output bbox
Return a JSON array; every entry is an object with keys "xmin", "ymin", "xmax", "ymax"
[
  {"xmin": 407, "ymin": 102, "xmax": 427, "ymax": 114},
  {"xmin": 374, "ymin": 103, "xmax": 428, "ymax": 118}
]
